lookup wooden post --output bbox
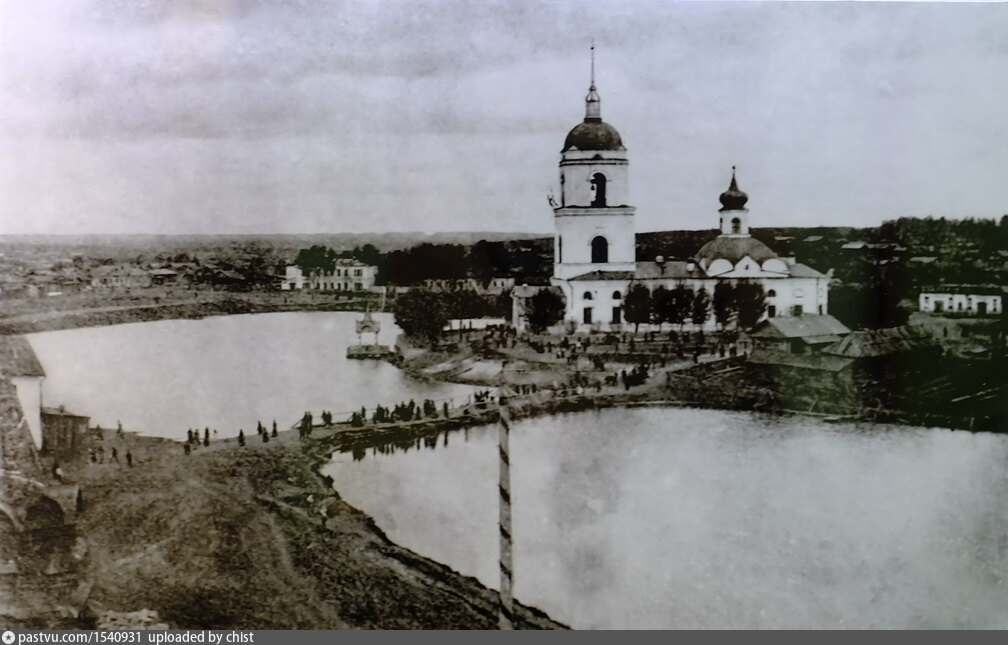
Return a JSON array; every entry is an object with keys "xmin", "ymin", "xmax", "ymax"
[{"xmin": 498, "ymin": 395, "xmax": 514, "ymax": 630}]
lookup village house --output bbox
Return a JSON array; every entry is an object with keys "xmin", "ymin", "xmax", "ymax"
[
  {"xmin": 40, "ymin": 406, "xmax": 91, "ymax": 462},
  {"xmin": 918, "ymin": 285, "xmax": 1002, "ymax": 316},
  {"xmin": 281, "ymin": 259, "xmax": 377, "ymax": 292},
  {"xmin": 90, "ymin": 265, "xmax": 152, "ymax": 289}
]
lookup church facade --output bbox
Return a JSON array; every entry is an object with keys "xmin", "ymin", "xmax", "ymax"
[{"xmin": 515, "ymin": 68, "xmax": 830, "ymax": 333}]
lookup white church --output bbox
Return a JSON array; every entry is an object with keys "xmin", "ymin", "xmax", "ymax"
[{"xmin": 514, "ymin": 61, "xmax": 830, "ymax": 333}]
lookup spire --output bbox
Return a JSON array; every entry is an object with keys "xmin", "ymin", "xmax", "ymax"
[
  {"xmin": 585, "ymin": 40, "xmax": 601, "ymax": 122},
  {"xmin": 719, "ymin": 165, "xmax": 749, "ymax": 211}
]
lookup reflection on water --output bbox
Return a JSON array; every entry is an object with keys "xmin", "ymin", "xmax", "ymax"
[
  {"xmin": 28, "ymin": 312, "xmax": 477, "ymax": 438},
  {"xmin": 324, "ymin": 408, "xmax": 1008, "ymax": 629}
]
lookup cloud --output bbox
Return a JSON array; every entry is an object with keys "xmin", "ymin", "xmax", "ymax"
[{"xmin": 1, "ymin": 0, "xmax": 1007, "ymax": 234}]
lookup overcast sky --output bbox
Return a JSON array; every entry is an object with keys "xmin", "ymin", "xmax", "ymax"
[{"xmin": 1, "ymin": 0, "xmax": 1006, "ymax": 236}]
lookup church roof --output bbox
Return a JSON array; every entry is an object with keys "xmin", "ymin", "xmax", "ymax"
[
  {"xmin": 824, "ymin": 326, "xmax": 935, "ymax": 358},
  {"xmin": 694, "ymin": 235, "xmax": 779, "ymax": 264},
  {"xmin": 787, "ymin": 263, "xmax": 827, "ymax": 278},
  {"xmin": 568, "ymin": 270, "xmax": 635, "ymax": 282},
  {"xmin": 634, "ymin": 261, "xmax": 703, "ymax": 279},
  {"xmin": 719, "ymin": 168, "xmax": 749, "ymax": 211},
  {"xmin": 562, "ymin": 120, "xmax": 625, "ymax": 152}
]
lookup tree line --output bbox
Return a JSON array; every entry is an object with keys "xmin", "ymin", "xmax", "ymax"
[
  {"xmin": 393, "ymin": 288, "xmax": 511, "ymax": 342},
  {"xmin": 524, "ymin": 281, "xmax": 768, "ymax": 333}
]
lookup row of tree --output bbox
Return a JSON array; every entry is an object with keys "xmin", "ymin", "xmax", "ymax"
[
  {"xmin": 293, "ymin": 244, "xmax": 382, "ymax": 274},
  {"xmin": 392, "ymin": 288, "xmax": 510, "ymax": 342},
  {"xmin": 525, "ymin": 281, "xmax": 768, "ymax": 333}
]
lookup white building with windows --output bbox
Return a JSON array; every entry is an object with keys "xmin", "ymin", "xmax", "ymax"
[
  {"xmin": 281, "ymin": 260, "xmax": 377, "ymax": 292},
  {"xmin": 514, "ymin": 62, "xmax": 831, "ymax": 332},
  {"xmin": 918, "ymin": 286, "xmax": 1002, "ymax": 316}
]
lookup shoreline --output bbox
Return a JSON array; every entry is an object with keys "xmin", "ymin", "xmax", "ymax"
[
  {"xmin": 54, "ymin": 423, "xmax": 566, "ymax": 630},
  {"xmin": 0, "ymin": 292, "xmax": 381, "ymax": 336}
]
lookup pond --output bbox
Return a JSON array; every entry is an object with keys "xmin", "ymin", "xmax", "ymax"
[{"xmin": 324, "ymin": 407, "xmax": 1008, "ymax": 629}]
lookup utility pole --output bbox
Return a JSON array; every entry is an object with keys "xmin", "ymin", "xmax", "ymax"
[{"xmin": 498, "ymin": 394, "xmax": 514, "ymax": 630}]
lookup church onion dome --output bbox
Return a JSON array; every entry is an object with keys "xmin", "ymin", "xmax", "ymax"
[
  {"xmin": 694, "ymin": 236, "xmax": 778, "ymax": 265},
  {"xmin": 562, "ymin": 120, "xmax": 625, "ymax": 152},
  {"xmin": 719, "ymin": 167, "xmax": 749, "ymax": 211}
]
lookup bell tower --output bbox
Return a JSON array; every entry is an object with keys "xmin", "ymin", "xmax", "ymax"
[
  {"xmin": 553, "ymin": 45, "xmax": 636, "ymax": 281},
  {"xmin": 718, "ymin": 166, "xmax": 750, "ymax": 237}
]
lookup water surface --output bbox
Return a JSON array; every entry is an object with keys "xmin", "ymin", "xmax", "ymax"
[
  {"xmin": 29, "ymin": 312, "xmax": 476, "ymax": 437},
  {"xmin": 324, "ymin": 408, "xmax": 1008, "ymax": 629}
]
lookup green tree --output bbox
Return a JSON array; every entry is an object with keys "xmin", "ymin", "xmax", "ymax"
[
  {"xmin": 734, "ymin": 281, "xmax": 767, "ymax": 330},
  {"xmin": 670, "ymin": 285, "xmax": 694, "ymax": 331},
  {"xmin": 713, "ymin": 282, "xmax": 736, "ymax": 330},
  {"xmin": 294, "ymin": 245, "xmax": 337, "ymax": 274},
  {"xmin": 526, "ymin": 289, "xmax": 565, "ymax": 332},
  {"xmin": 393, "ymin": 289, "xmax": 449, "ymax": 343},
  {"xmin": 624, "ymin": 284, "xmax": 652, "ymax": 333},
  {"xmin": 691, "ymin": 287, "xmax": 710, "ymax": 328},
  {"xmin": 651, "ymin": 286, "xmax": 673, "ymax": 331}
]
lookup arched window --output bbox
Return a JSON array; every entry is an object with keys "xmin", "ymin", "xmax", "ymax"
[
  {"xmin": 731, "ymin": 217, "xmax": 741, "ymax": 234},
  {"xmin": 591, "ymin": 236, "xmax": 609, "ymax": 263},
  {"xmin": 583, "ymin": 291, "xmax": 593, "ymax": 300},
  {"xmin": 767, "ymin": 289, "xmax": 776, "ymax": 297},
  {"xmin": 612, "ymin": 290, "xmax": 621, "ymax": 300},
  {"xmin": 590, "ymin": 173, "xmax": 608, "ymax": 207}
]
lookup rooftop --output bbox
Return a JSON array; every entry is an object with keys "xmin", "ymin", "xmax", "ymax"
[
  {"xmin": 0, "ymin": 335, "xmax": 45, "ymax": 378},
  {"xmin": 750, "ymin": 314, "xmax": 851, "ymax": 339}
]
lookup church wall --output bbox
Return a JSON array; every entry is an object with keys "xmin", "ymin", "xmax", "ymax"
[
  {"xmin": 556, "ymin": 274, "xmax": 830, "ymax": 333},
  {"xmin": 554, "ymin": 212, "xmax": 636, "ymax": 280},
  {"xmin": 559, "ymin": 156, "xmax": 629, "ymax": 207}
]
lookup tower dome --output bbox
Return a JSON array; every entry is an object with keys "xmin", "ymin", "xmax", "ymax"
[
  {"xmin": 719, "ymin": 167, "xmax": 749, "ymax": 211},
  {"xmin": 562, "ymin": 120, "xmax": 624, "ymax": 152},
  {"xmin": 561, "ymin": 44, "xmax": 625, "ymax": 152}
]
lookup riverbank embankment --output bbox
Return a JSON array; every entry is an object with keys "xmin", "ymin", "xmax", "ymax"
[
  {"xmin": 64, "ymin": 429, "xmax": 565, "ymax": 629},
  {"xmin": 0, "ymin": 291, "xmax": 382, "ymax": 336}
]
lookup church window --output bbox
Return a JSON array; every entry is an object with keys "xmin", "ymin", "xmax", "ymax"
[
  {"xmin": 583, "ymin": 291, "xmax": 593, "ymax": 300},
  {"xmin": 591, "ymin": 236, "xmax": 609, "ymax": 263},
  {"xmin": 793, "ymin": 287, "xmax": 804, "ymax": 298},
  {"xmin": 612, "ymin": 290, "xmax": 621, "ymax": 300},
  {"xmin": 583, "ymin": 307, "xmax": 593, "ymax": 324},
  {"xmin": 590, "ymin": 173, "xmax": 608, "ymax": 207},
  {"xmin": 558, "ymin": 236, "xmax": 563, "ymax": 262},
  {"xmin": 767, "ymin": 305, "xmax": 776, "ymax": 318},
  {"xmin": 731, "ymin": 217, "xmax": 741, "ymax": 234},
  {"xmin": 767, "ymin": 289, "xmax": 776, "ymax": 298}
]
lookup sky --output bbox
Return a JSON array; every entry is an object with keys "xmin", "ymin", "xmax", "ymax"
[{"xmin": 1, "ymin": 0, "xmax": 1006, "ymax": 236}]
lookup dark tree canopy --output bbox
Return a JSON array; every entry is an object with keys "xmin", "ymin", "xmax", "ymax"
[
  {"xmin": 691, "ymin": 288, "xmax": 710, "ymax": 327},
  {"xmin": 294, "ymin": 245, "xmax": 339, "ymax": 274},
  {"xmin": 733, "ymin": 281, "xmax": 767, "ymax": 330},
  {"xmin": 670, "ymin": 285, "xmax": 694, "ymax": 330},
  {"xmin": 651, "ymin": 286, "xmax": 674, "ymax": 330},
  {"xmin": 713, "ymin": 282, "xmax": 735, "ymax": 329},
  {"xmin": 623, "ymin": 284, "xmax": 652, "ymax": 333},
  {"xmin": 393, "ymin": 289, "xmax": 449, "ymax": 343},
  {"xmin": 526, "ymin": 289, "xmax": 566, "ymax": 333}
]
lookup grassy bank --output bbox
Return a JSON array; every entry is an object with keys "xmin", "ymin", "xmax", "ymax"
[{"xmin": 69, "ymin": 434, "xmax": 563, "ymax": 629}]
